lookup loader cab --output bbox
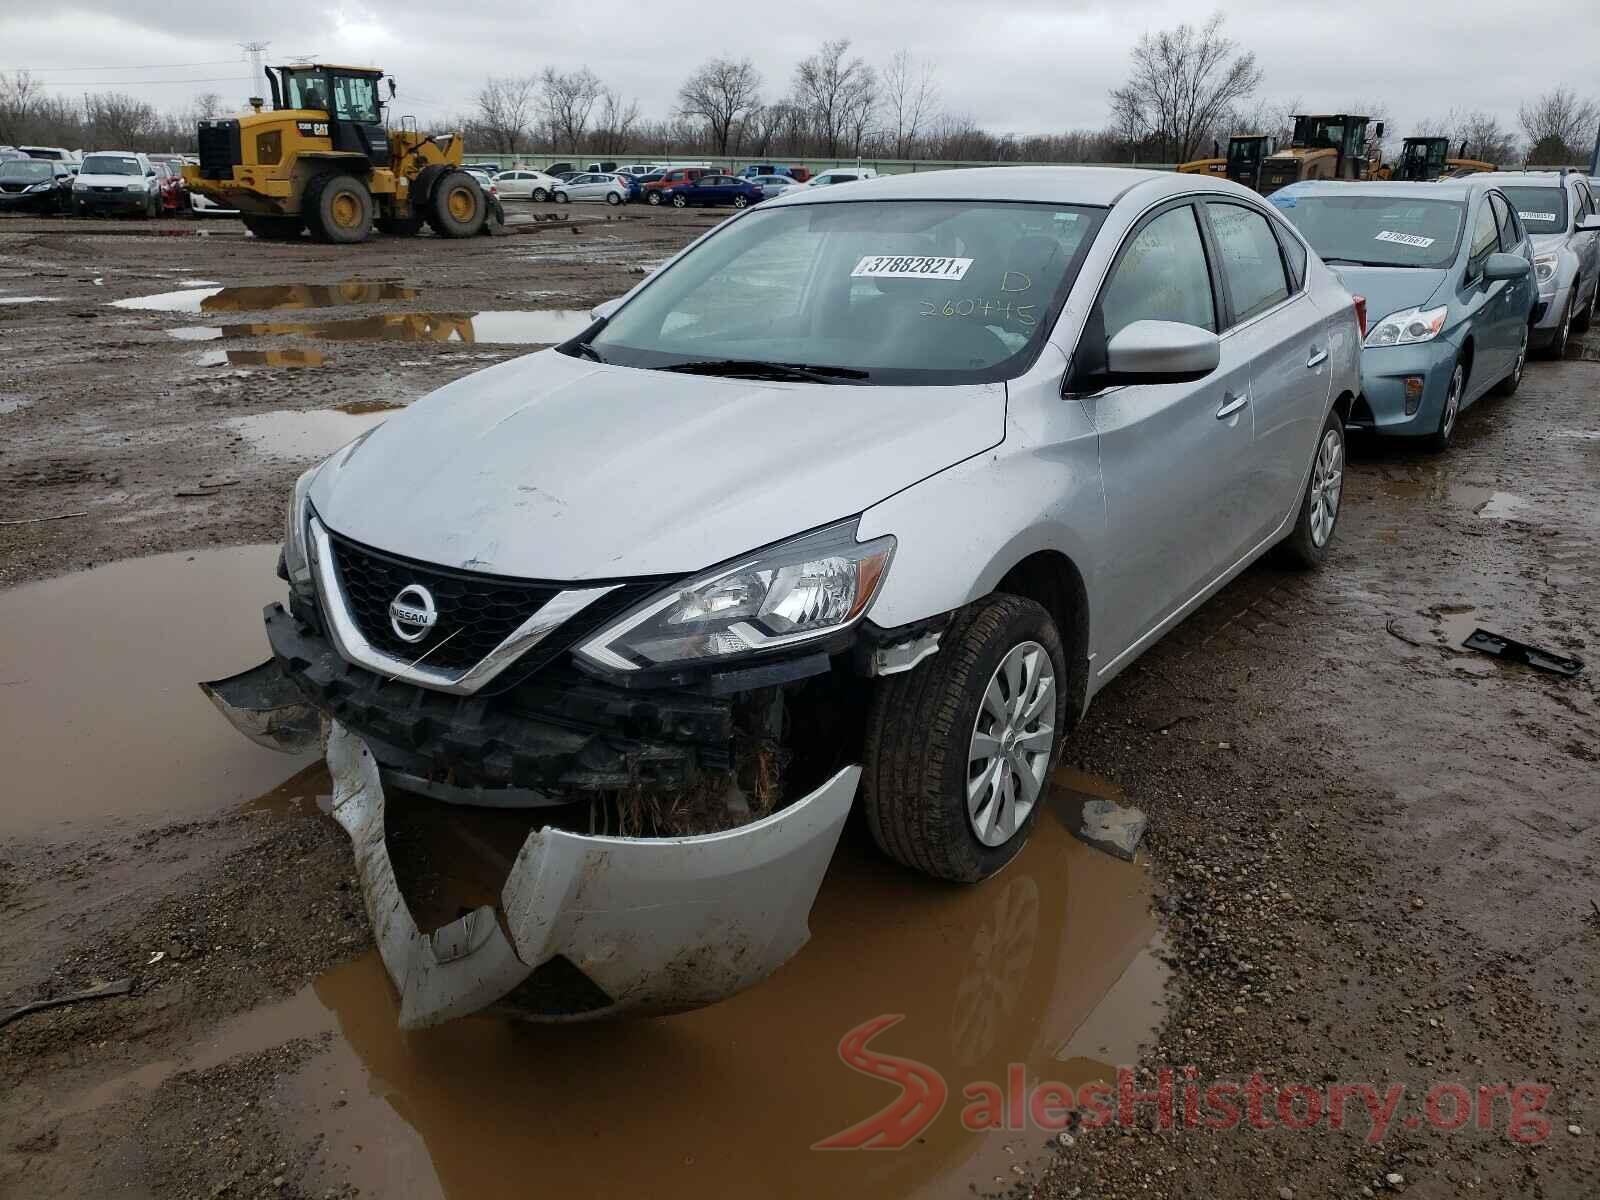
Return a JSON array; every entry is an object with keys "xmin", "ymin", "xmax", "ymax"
[
  {"xmin": 1288, "ymin": 115, "xmax": 1371, "ymax": 174},
  {"xmin": 267, "ymin": 65, "xmax": 391, "ymax": 167},
  {"xmin": 1397, "ymin": 137, "xmax": 1451, "ymax": 182},
  {"xmin": 1225, "ymin": 134, "xmax": 1274, "ymax": 190}
]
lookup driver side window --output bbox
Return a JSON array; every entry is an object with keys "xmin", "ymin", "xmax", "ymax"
[
  {"xmin": 1100, "ymin": 205, "xmax": 1217, "ymax": 341},
  {"xmin": 1469, "ymin": 199, "xmax": 1499, "ymax": 264}
]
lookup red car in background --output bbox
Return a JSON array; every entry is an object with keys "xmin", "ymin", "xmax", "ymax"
[
  {"xmin": 642, "ymin": 167, "xmax": 710, "ymax": 206},
  {"xmin": 150, "ymin": 161, "xmax": 187, "ymax": 213}
]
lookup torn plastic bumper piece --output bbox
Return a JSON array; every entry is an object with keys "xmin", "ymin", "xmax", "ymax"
[
  {"xmin": 199, "ymin": 659, "xmax": 322, "ymax": 754},
  {"xmin": 324, "ymin": 721, "xmax": 860, "ymax": 1028}
]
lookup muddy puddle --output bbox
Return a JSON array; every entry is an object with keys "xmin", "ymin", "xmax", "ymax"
[
  {"xmin": 0, "ymin": 545, "xmax": 314, "ymax": 836},
  {"xmin": 1374, "ymin": 468, "xmax": 1537, "ymax": 521},
  {"xmin": 112, "ymin": 280, "xmax": 416, "ymax": 314},
  {"xmin": 45, "ymin": 766, "xmax": 1163, "ymax": 1199},
  {"xmin": 166, "ymin": 310, "xmax": 591, "ymax": 347},
  {"xmin": 225, "ymin": 408, "xmax": 393, "ymax": 459},
  {"xmin": 196, "ymin": 348, "xmax": 328, "ymax": 369}
]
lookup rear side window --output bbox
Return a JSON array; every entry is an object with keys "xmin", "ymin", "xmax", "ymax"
[
  {"xmin": 1101, "ymin": 204, "xmax": 1216, "ymax": 338},
  {"xmin": 1206, "ymin": 202, "xmax": 1291, "ymax": 324}
]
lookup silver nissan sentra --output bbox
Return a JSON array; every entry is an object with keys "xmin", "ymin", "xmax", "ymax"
[{"xmin": 207, "ymin": 167, "xmax": 1362, "ymax": 1026}]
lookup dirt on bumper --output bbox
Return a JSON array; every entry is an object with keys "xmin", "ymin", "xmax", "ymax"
[{"xmin": 325, "ymin": 720, "xmax": 857, "ymax": 1028}]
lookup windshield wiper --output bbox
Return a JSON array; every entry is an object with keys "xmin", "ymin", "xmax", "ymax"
[
  {"xmin": 566, "ymin": 340, "xmax": 606, "ymax": 363},
  {"xmin": 1321, "ymin": 257, "xmax": 1409, "ymax": 268},
  {"xmin": 659, "ymin": 358, "xmax": 869, "ymax": 384}
]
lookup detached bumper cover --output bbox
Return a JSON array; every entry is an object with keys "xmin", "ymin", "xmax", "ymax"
[{"xmin": 326, "ymin": 721, "xmax": 859, "ymax": 1027}]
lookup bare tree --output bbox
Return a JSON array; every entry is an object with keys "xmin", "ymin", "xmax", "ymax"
[
  {"xmin": 1106, "ymin": 13, "xmax": 1262, "ymax": 164},
  {"xmin": 0, "ymin": 70, "xmax": 41, "ymax": 145},
  {"xmin": 191, "ymin": 92, "xmax": 226, "ymax": 122},
  {"xmin": 676, "ymin": 57, "xmax": 761, "ymax": 156},
  {"xmin": 592, "ymin": 87, "xmax": 641, "ymax": 155},
  {"xmin": 85, "ymin": 93, "xmax": 160, "ymax": 147},
  {"xmin": 474, "ymin": 75, "xmax": 539, "ymax": 153},
  {"xmin": 883, "ymin": 50, "xmax": 939, "ymax": 158},
  {"xmin": 540, "ymin": 67, "xmax": 602, "ymax": 153},
  {"xmin": 792, "ymin": 39, "xmax": 878, "ymax": 158},
  {"xmin": 1519, "ymin": 86, "xmax": 1599, "ymax": 164},
  {"xmin": 747, "ymin": 103, "xmax": 790, "ymax": 157},
  {"xmin": 1419, "ymin": 109, "xmax": 1520, "ymax": 165}
]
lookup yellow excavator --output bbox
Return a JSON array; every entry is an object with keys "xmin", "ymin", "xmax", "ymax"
[
  {"xmin": 1256, "ymin": 115, "xmax": 1384, "ymax": 194},
  {"xmin": 182, "ymin": 64, "xmax": 491, "ymax": 243}
]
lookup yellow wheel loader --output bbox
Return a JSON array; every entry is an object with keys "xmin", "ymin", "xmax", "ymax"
[
  {"xmin": 1178, "ymin": 135, "xmax": 1277, "ymax": 192},
  {"xmin": 1256, "ymin": 115, "xmax": 1384, "ymax": 195},
  {"xmin": 1389, "ymin": 136, "xmax": 1497, "ymax": 181},
  {"xmin": 181, "ymin": 64, "xmax": 492, "ymax": 244}
]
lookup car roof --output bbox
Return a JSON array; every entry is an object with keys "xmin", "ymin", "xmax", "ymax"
[
  {"xmin": 1274, "ymin": 179, "xmax": 1484, "ymax": 202},
  {"xmin": 775, "ymin": 165, "xmax": 1258, "ymax": 208},
  {"xmin": 1470, "ymin": 171, "xmax": 1576, "ymax": 187}
]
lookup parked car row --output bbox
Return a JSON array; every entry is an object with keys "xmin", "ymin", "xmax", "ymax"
[
  {"xmin": 0, "ymin": 146, "xmax": 200, "ymax": 217},
  {"xmin": 486, "ymin": 162, "xmax": 880, "ymax": 210}
]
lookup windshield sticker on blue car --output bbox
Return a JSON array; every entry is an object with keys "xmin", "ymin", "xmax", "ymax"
[
  {"xmin": 1518, "ymin": 212, "xmax": 1556, "ymax": 223},
  {"xmin": 1375, "ymin": 230, "xmax": 1435, "ymax": 248},
  {"xmin": 852, "ymin": 255, "xmax": 973, "ymax": 281}
]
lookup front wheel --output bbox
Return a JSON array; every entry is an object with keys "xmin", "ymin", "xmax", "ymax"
[
  {"xmin": 1541, "ymin": 296, "xmax": 1572, "ymax": 358},
  {"xmin": 1574, "ymin": 282, "xmax": 1597, "ymax": 333},
  {"xmin": 733, "ymin": 195, "xmax": 748, "ymax": 209},
  {"xmin": 1425, "ymin": 360, "xmax": 1465, "ymax": 452},
  {"xmin": 1274, "ymin": 407, "xmax": 1345, "ymax": 568},
  {"xmin": 646, "ymin": 191, "xmax": 662, "ymax": 206},
  {"xmin": 424, "ymin": 170, "xmax": 485, "ymax": 238},
  {"xmin": 553, "ymin": 191, "xmax": 569, "ymax": 204},
  {"xmin": 863, "ymin": 594, "xmax": 1068, "ymax": 883}
]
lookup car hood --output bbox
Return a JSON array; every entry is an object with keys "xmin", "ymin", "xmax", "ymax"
[
  {"xmin": 1328, "ymin": 266, "xmax": 1451, "ymax": 323},
  {"xmin": 310, "ymin": 349, "xmax": 1005, "ymax": 580},
  {"xmin": 76, "ymin": 173, "xmax": 144, "ymax": 187}
]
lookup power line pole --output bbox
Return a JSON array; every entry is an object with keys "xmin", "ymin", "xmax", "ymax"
[{"xmin": 239, "ymin": 41, "xmax": 269, "ymax": 102}]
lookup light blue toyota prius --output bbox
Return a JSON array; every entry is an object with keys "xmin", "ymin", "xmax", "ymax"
[{"xmin": 1271, "ymin": 180, "xmax": 1538, "ymax": 451}]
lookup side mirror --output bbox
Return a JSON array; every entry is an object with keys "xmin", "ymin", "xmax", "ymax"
[
  {"xmin": 1101, "ymin": 320, "xmax": 1221, "ymax": 385},
  {"xmin": 590, "ymin": 297, "xmax": 623, "ymax": 322},
  {"xmin": 1482, "ymin": 253, "xmax": 1530, "ymax": 282},
  {"xmin": 1374, "ymin": 122, "xmax": 1385, "ymax": 139},
  {"xmin": 1574, "ymin": 216, "xmax": 1600, "ymax": 234}
]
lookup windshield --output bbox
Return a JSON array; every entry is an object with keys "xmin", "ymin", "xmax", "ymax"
[
  {"xmin": 583, "ymin": 200, "xmax": 1105, "ymax": 385},
  {"xmin": 1229, "ymin": 139, "xmax": 1263, "ymax": 163},
  {"xmin": 81, "ymin": 155, "xmax": 141, "ymax": 176},
  {"xmin": 0, "ymin": 161, "xmax": 52, "ymax": 181},
  {"xmin": 1276, "ymin": 194, "xmax": 1465, "ymax": 269},
  {"xmin": 1497, "ymin": 186, "xmax": 1567, "ymax": 234}
]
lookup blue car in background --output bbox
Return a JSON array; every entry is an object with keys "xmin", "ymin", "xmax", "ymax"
[
  {"xmin": 1273, "ymin": 180, "xmax": 1537, "ymax": 451},
  {"xmin": 660, "ymin": 173, "xmax": 765, "ymax": 209}
]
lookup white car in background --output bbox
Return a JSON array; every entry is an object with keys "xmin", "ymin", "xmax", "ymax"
[
  {"xmin": 553, "ymin": 172, "xmax": 629, "ymax": 206},
  {"xmin": 493, "ymin": 169, "xmax": 562, "ymax": 201},
  {"xmin": 808, "ymin": 168, "xmax": 879, "ymax": 188},
  {"xmin": 617, "ymin": 164, "xmax": 661, "ymax": 178},
  {"xmin": 749, "ymin": 173, "xmax": 804, "ymax": 198}
]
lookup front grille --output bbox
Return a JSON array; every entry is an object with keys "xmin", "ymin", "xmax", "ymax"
[
  {"xmin": 326, "ymin": 531, "xmax": 661, "ymax": 687},
  {"xmin": 197, "ymin": 119, "xmax": 242, "ymax": 179},
  {"xmin": 0, "ymin": 183, "xmax": 23, "ymax": 194}
]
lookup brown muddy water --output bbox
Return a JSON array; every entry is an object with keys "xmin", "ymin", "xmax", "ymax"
[
  {"xmin": 47, "ymin": 772, "xmax": 1162, "ymax": 1199},
  {"xmin": 195, "ymin": 348, "xmax": 328, "ymax": 369},
  {"xmin": 165, "ymin": 310, "xmax": 592, "ymax": 346},
  {"xmin": 224, "ymin": 408, "xmax": 392, "ymax": 459},
  {"xmin": 0, "ymin": 544, "xmax": 314, "ymax": 836},
  {"xmin": 112, "ymin": 281, "xmax": 417, "ymax": 314}
]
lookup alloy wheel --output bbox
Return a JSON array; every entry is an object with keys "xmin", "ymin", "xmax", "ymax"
[
  {"xmin": 1510, "ymin": 328, "xmax": 1527, "ymax": 386},
  {"xmin": 1308, "ymin": 427, "xmax": 1344, "ymax": 548},
  {"xmin": 966, "ymin": 641, "xmax": 1056, "ymax": 848},
  {"xmin": 1441, "ymin": 366, "xmax": 1463, "ymax": 441}
]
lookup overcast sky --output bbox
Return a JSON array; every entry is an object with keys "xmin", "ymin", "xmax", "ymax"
[{"xmin": 4, "ymin": 0, "xmax": 1597, "ymax": 152}]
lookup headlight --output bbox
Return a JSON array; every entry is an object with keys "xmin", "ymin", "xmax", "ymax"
[
  {"xmin": 1533, "ymin": 253, "xmax": 1557, "ymax": 288},
  {"xmin": 73, "ymin": 181, "xmax": 87, "ymax": 192},
  {"xmin": 24, "ymin": 181, "xmax": 49, "ymax": 193},
  {"xmin": 126, "ymin": 182, "xmax": 144, "ymax": 192},
  {"xmin": 1365, "ymin": 304, "xmax": 1448, "ymax": 348},
  {"xmin": 577, "ymin": 523, "xmax": 895, "ymax": 673},
  {"xmin": 282, "ymin": 467, "xmax": 318, "ymax": 593}
]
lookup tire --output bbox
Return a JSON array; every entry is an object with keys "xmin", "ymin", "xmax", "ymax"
[
  {"xmin": 862, "ymin": 594, "xmax": 1069, "ymax": 883},
  {"xmin": 553, "ymin": 191, "xmax": 570, "ymax": 204},
  {"xmin": 672, "ymin": 193, "xmax": 687, "ymax": 208},
  {"xmin": 1495, "ymin": 324, "xmax": 1528, "ymax": 396},
  {"xmin": 1273, "ymin": 407, "xmax": 1345, "ymax": 569},
  {"xmin": 605, "ymin": 191, "xmax": 622, "ymax": 206},
  {"xmin": 304, "ymin": 173, "xmax": 373, "ymax": 244},
  {"xmin": 532, "ymin": 187, "xmax": 548, "ymax": 202},
  {"xmin": 1541, "ymin": 296, "xmax": 1572, "ymax": 358},
  {"xmin": 733, "ymin": 195, "xmax": 748, "ymax": 209},
  {"xmin": 424, "ymin": 170, "xmax": 485, "ymax": 238},
  {"xmin": 646, "ymin": 190, "xmax": 662, "ymax": 206},
  {"xmin": 1425, "ymin": 359, "xmax": 1466, "ymax": 452},
  {"xmin": 241, "ymin": 214, "xmax": 304, "ymax": 241},
  {"xmin": 376, "ymin": 213, "xmax": 423, "ymax": 237},
  {"xmin": 1574, "ymin": 281, "xmax": 1597, "ymax": 333},
  {"xmin": 145, "ymin": 192, "xmax": 159, "ymax": 219}
]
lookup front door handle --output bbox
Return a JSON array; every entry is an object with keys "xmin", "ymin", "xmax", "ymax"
[
  {"xmin": 1216, "ymin": 392, "xmax": 1249, "ymax": 420},
  {"xmin": 1306, "ymin": 347, "xmax": 1328, "ymax": 368}
]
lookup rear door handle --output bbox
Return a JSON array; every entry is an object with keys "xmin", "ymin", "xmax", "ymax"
[
  {"xmin": 1216, "ymin": 392, "xmax": 1249, "ymax": 420},
  {"xmin": 1306, "ymin": 347, "xmax": 1328, "ymax": 368}
]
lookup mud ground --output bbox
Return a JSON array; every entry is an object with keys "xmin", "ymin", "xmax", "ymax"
[{"xmin": 2, "ymin": 206, "xmax": 1598, "ymax": 1200}]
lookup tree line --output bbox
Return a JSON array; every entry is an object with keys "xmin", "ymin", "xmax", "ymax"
[{"xmin": 4, "ymin": 22, "xmax": 1596, "ymax": 168}]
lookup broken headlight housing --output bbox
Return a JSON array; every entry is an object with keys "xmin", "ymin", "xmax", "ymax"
[
  {"xmin": 577, "ymin": 523, "xmax": 895, "ymax": 674},
  {"xmin": 281, "ymin": 466, "xmax": 318, "ymax": 594}
]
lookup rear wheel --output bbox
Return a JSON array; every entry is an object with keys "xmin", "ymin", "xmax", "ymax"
[
  {"xmin": 304, "ymin": 173, "xmax": 373, "ymax": 244},
  {"xmin": 425, "ymin": 170, "xmax": 486, "ymax": 237},
  {"xmin": 241, "ymin": 214, "xmax": 304, "ymax": 241},
  {"xmin": 646, "ymin": 190, "xmax": 662, "ymax": 206},
  {"xmin": 733, "ymin": 194, "xmax": 749, "ymax": 209},
  {"xmin": 863, "ymin": 594, "xmax": 1067, "ymax": 883},
  {"xmin": 531, "ymin": 187, "xmax": 549, "ymax": 202},
  {"xmin": 1274, "ymin": 407, "xmax": 1345, "ymax": 568},
  {"xmin": 672, "ymin": 193, "xmax": 687, "ymax": 208},
  {"xmin": 605, "ymin": 191, "xmax": 622, "ymax": 206},
  {"xmin": 1495, "ymin": 325, "xmax": 1528, "ymax": 396}
]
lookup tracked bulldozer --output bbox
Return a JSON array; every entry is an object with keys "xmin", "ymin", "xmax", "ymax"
[
  {"xmin": 182, "ymin": 64, "xmax": 490, "ymax": 243},
  {"xmin": 1256, "ymin": 115, "xmax": 1384, "ymax": 195}
]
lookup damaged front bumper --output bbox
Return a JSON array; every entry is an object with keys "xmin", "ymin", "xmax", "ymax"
[{"xmin": 331, "ymin": 722, "xmax": 857, "ymax": 1027}]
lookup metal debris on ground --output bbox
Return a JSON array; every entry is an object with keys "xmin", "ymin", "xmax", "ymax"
[
  {"xmin": 0, "ymin": 978, "xmax": 134, "ymax": 1030},
  {"xmin": 1462, "ymin": 628, "xmax": 1584, "ymax": 677},
  {"xmin": 1073, "ymin": 798, "xmax": 1149, "ymax": 861}
]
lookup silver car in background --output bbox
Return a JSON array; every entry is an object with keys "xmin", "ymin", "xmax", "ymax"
[
  {"xmin": 552, "ymin": 172, "xmax": 629, "ymax": 205},
  {"xmin": 208, "ymin": 167, "xmax": 1361, "ymax": 1027},
  {"xmin": 749, "ymin": 173, "xmax": 804, "ymax": 198},
  {"xmin": 1473, "ymin": 171, "xmax": 1600, "ymax": 355}
]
